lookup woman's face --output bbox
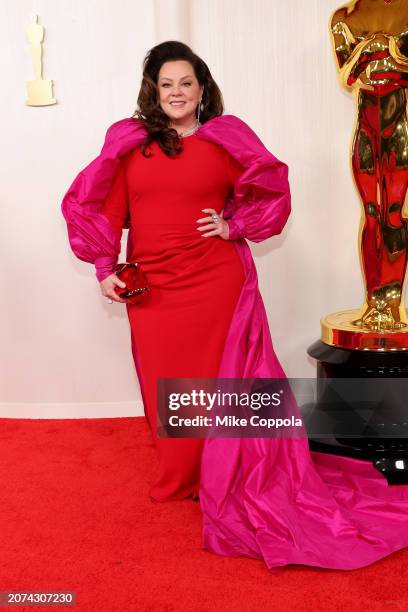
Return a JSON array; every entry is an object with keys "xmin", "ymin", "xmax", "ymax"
[{"xmin": 157, "ymin": 60, "xmax": 204, "ymax": 125}]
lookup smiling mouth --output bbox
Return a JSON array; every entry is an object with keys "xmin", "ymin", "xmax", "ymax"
[{"xmin": 170, "ymin": 101, "xmax": 186, "ymax": 105}]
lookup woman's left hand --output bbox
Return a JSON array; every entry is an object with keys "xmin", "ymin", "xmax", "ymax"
[{"xmin": 196, "ymin": 208, "xmax": 229, "ymax": 240}]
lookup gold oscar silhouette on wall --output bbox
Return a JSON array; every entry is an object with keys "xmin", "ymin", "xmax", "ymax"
[{"xmin": 25, "ymin": 14, "xmax": 56, "ymax": 106}]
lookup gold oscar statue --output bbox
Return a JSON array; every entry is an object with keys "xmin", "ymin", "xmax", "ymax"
[
  {"xmin": 323, "ymin": 0, "xmax": 408, "ymax": 350},
  {"xmin": 25, "ymin": 14, "xmax": 56, "ymax": 106}
]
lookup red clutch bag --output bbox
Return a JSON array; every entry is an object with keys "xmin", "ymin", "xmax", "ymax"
[{"xmin": 114, "ymin": 262, "xmax": 150, "ymax": 304}]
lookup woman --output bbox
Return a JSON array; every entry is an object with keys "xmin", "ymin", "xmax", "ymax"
[
  {"xmin": 97, "ymin": 46, "xmax": 250, "ymax": 502},
  {"xmin": 62, "ymin": 41, "xmax": 408, "ymax": 571}
]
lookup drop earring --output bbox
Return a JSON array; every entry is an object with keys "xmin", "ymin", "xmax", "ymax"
[{"xmin": 197, "ymin": 96, "xmax": 203, "ymax": 124}]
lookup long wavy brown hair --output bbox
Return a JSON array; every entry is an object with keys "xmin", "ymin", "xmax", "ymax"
[{"xmin": 132, "ymin": 41, "xmax": 224, "ymax": 158}]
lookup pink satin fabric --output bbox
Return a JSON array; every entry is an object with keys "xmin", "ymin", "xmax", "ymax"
[{"xmin": 61, "ymin": 115, "xmax": 408, "ymax": 571}]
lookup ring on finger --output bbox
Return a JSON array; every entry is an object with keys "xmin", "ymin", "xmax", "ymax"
[{"xmin": 211, "ymin": 213, "xmax": 220, "ymax": 224}]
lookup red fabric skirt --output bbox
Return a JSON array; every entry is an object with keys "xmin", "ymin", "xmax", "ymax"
[{"xmin": 126, "ymin": 224, "xmax": 245, "ymax": 500}]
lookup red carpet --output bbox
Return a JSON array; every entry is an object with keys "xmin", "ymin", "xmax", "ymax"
[{"xmin": 0, "ymin": 417, "xmax": 407, "ymax": 612}]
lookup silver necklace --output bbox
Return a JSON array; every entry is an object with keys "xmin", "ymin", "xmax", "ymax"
[{"xmin": 176, "ymin": 121, "xmax": 202, "ymax": 138}]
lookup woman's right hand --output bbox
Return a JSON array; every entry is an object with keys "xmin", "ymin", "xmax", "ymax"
[{"xmin": 99, "ymin": 273, "xmax": 128, "ymax": 303}]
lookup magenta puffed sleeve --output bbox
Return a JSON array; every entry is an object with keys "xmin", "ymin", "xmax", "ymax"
[
  {"xmin": 199, "ymin": 115, "xmax": 291, "ymax": 244},
  {"xmin": 61, "ymin": 119, "xmax": 147, "ymax": 283},
  {"xmin": 226, "ymin": 150, "xmax": 291, "ymax": 243},
  {"xmin": 62, "ymin": 162, "xmax": 122, "ymax": 283}
]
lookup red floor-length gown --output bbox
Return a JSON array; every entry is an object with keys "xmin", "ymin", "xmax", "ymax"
[{"xmin": 100, "ymin": 133, "xmax": 246, "ymax": 501}]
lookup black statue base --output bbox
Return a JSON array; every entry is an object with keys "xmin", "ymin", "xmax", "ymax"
[{"xmin": 306, "ymin": 340, "xmax": 408, "ymax": 485}]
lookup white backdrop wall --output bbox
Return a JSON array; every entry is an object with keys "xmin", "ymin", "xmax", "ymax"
[{"xmin": 1, "ymin": 0, "xmax": 367, "ymax": 417}]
